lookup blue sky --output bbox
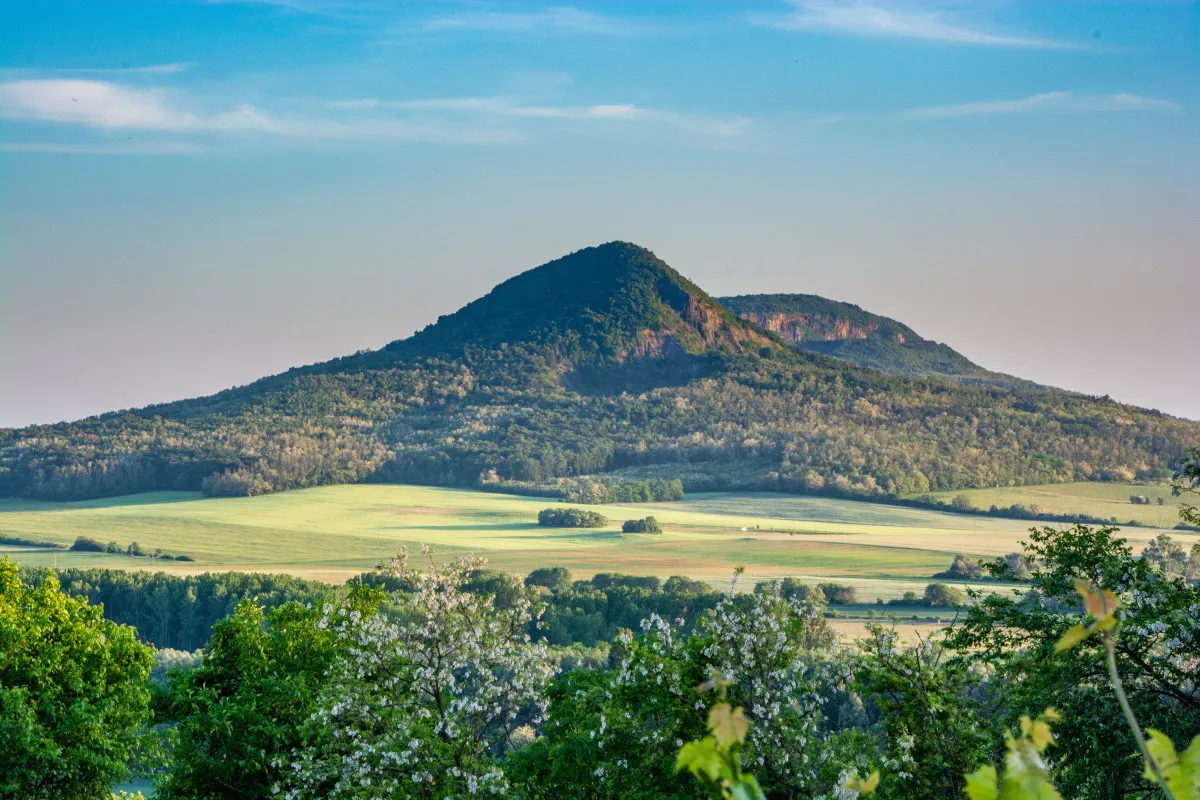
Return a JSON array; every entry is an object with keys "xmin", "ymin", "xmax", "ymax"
[{"xmin": 1, "ymin": 1, "xmax": 1197, "ymax": 425}]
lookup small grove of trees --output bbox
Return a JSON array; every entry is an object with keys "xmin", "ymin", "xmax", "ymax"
[
  {"xmin": 622, "ymin": 516, "xmax": 662, "ymax": 533},
  {"xmin": 537, "ymin": 507, "xmax": 608, "ymax": 528},
  {"xmin": 0, "ymin": 556, "xmax": 154, "ymax": 799}
]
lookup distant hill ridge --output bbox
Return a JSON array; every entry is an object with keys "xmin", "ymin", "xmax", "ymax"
[
  {"xmin": 719, "ymin": 293, "xmax": 1038, "ymax": 389},
  {"xmin": 1, "ymin": 241, "xmax": 1196, "ymax": 503}
]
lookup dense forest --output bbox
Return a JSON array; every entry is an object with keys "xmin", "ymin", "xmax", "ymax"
[{"xmin": 2, "ymin": 243, "xmax": 1196, "ymax": 503}]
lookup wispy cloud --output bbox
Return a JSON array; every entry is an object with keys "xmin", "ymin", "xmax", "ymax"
[
  {"xmin": 0, "ymin": 79, "xmax": 510, "ymax": 143},
  {"xmin": 412, "ymin": 6, "xmax": 655, "ymax": 36},
  {"xmin": 0, "ymin": 79, "xmax": 268, "ymax": 132},
  {"xmin": 904, "ymin": 92, "xmax": 1181, "ymax": 118},
  {"xmin": 0, "ymin": 79, "xmax": 749, "ymax": 151},
  {"xmin": 753, "ymin": 1, "xmax": 1072, "ymax": 48},
  {"xmin": 333, "ymin": 96, "xmax": 750, "ymax": 136}
]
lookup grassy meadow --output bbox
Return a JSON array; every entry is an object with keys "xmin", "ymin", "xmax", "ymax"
[
  {"xmin": 3, "ymin": 484, "xmax": 1192, "ymax": 602},
  {"xmin": 916, "ymin": 481, "xmax": 1186, "ymax": 527}
]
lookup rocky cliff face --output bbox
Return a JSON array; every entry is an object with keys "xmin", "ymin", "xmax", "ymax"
[{"xmin": 737, "ymin": 311, "xmax": 907, "ymax": 345}]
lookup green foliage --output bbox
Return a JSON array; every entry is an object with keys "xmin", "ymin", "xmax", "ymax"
[
  {"xmin": 538, "ymin": 507, "xmax": 608, "ymax": 528},
  {"xmin": 676, "ymin": 702, "xmax": 767, "ymax": 800},
  {"xmin": 938, "ymin": 554, "xmax": 985, "ymax": 580},
  {"xmin": 964, "ymin": 710, "xmax": 1063, "ymax": 800},
  {"xmin": 69, "ymin": 535, "xmax": 105, "ymax": 551},
  {"xmin": 854, "ymin": 626, "xmax": 992, "ymax": 799},
  {"xmin": 525, "ymin": 566, "xmax": 573, "ymax": 593},
  {"xmin": 948, "ymin": 524, "xmax": 1200, "ymax": 798},
  {"xmin": 510, "ymin": 580, "xmax": 841, "ymax": 799},
  {"xmin": 1143, "ymin": 730, "xmax": 1200, "ymax": 800},
  {"xmin": 818, "ymin": 582, "xmax": 858, "ymax": 604},
  {"xmin": 1142, "ymin": 533, "xmax": 1189, "ymax": 579},
  {"xmin": 922, "ymin": 582, "xmax": 964, "ymax": 608},
  {"xmin": 0, "ymin": 533, "xmax": 65, "ymax": 549},
  {"xmin": 278, "ymin": 550, "xmax": 552, "ymax": 799},
  {"xmin": 1173, "ymin": 448, "xmax": 1200, "ymax": 527},
  {"xmin": 23, "ymin": 567, "xmax": 333, "ymax": 650},
  {"xmin": 559, "ymin": 477, "xmax": 685, "ymax": 504},
  {"xmin": 622, "ymin": 515, "xmax": 662, "ymax": 533},
  {"xmin": 158, "ymin": 593, "xmax": 376, "ymax": 800},
  {"xmin": 0, "ymin": 556, "xmax": 155, "ymax": 799}
]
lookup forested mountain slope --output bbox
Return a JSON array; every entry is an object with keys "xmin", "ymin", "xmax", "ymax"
[
  {"xmin": 1, "ymin": 242, "xmax": 1195, "ymax": 502},
  {"xmin": 719, "ymin": 293, "xmax": 1037, "ymax": 389}
]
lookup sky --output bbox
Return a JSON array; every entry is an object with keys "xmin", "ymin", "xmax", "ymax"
[{"xmin": 1, "ymin": 0, "xmax": 1197, "ymax": 427}]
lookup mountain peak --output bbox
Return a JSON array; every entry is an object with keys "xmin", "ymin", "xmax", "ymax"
[{"xmin": 387, "ymin": 242, "xmax": 782, "ymax": 370}]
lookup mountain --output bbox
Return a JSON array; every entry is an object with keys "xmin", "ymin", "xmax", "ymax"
[
  {"xmin": 393, "ymin": 244, "xmax": 781, "ymax": 364},
  {"xmin": 370, "ymin": 243, "xmax": 786, "ymax": 391},
  {"xmin": 718, "ymin": 294, "xmax": 1036, "ymax": 389},
  {"xmin": 2, "ymin": 242, "xmax": 1197, "ymax": 503}
]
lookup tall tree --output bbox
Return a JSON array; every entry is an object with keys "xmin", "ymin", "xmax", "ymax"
[{"xmin": 0, "ymin": 557, "xmax": 154, "ymax": 799}]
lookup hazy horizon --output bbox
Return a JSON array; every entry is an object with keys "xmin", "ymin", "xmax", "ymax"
[{"xmin": 3, "ymin": 1, "xmax": 1197, "ymax": 426}]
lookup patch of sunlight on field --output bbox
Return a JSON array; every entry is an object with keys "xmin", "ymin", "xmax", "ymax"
[
  {"xmin": 828, "ymin": 618, "xmax": 951, "ymax": 645},
  {"xmin": 2, "ymin": 484, "xmax": 1191, "ymax": 588},
  {"xmin": 915, "ymin": 481, "xmax": 1186, "ymax": 527}
]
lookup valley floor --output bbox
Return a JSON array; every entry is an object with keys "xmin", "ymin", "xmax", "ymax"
[{"xmin": 3, "ymin": 484, "xmax": 1192, "ymax": 602}]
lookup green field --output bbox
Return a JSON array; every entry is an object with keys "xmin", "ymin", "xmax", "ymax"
[
  {"xmin": 3, "ymin": 485, "xmax": 1192, "ymax": 601},
  {"xmin": 916, "ymin": 481, "xmax": 1186, "ymax": 527}
]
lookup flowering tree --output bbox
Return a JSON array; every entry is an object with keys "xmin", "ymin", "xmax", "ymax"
[
  {"xmin": 276, "ymin": 548, "xmax": 552, "ymax": 799},
  {"xmin": 853, "ymin": 626, "xmax": 992, "ymax": 799},
  {"xmin": 510, "ymin": 573, "xmax": 844, "ymax": 799}
]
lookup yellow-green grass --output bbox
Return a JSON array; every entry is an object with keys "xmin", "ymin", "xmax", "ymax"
[
  {"xmin": 914, "ymin": 481, "xmax": 1187, "ymax": 527},
  {"xmin": 2, "ymin": 485, "xmax": 1190, "ymax": 599}
]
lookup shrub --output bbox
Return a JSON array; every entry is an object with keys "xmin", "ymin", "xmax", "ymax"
[
  {"xmin": 817, "ymin": 582, "xmax": 857, "ymax": 604},
  {"xmin": 621, "ymin": 516, "xmax": 662, "ymax": 533},
  {"xmin": 922, "ymin": 581, "xmax": 964, "ymax": 608},
  {"xmin": 173, "ymin": 554, "xmax": 194, "ymax": 562},
  {"xmin": 70, "ymin": 537, "xmax": 105, "ymax": 552},
  {"xmin": 126, "ymin": 541, "xmax": 145, "ymax": 557},
  {"xmin": 936, "ymin": 553, "xmax": 984, "ymax": 580},
  {"xmin": 105, "ymin": 541, "xmax": 123, "ymax": 554},
  {"xmin": 537, "ymin": 507, "xmax": 608, "ymax": 528},
  {"xmin": 950, "ymin": 494, "xmax": 975, "ymax": 511}
]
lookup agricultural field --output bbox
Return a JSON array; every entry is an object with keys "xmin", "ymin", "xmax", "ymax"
[
  {"xmin": 2, "ymin": 485, "xmax": 1192, "ymax": 602},
  {"xmin": 916, "ymin": 481, "xmax": 1186, "ymax": 527}
]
